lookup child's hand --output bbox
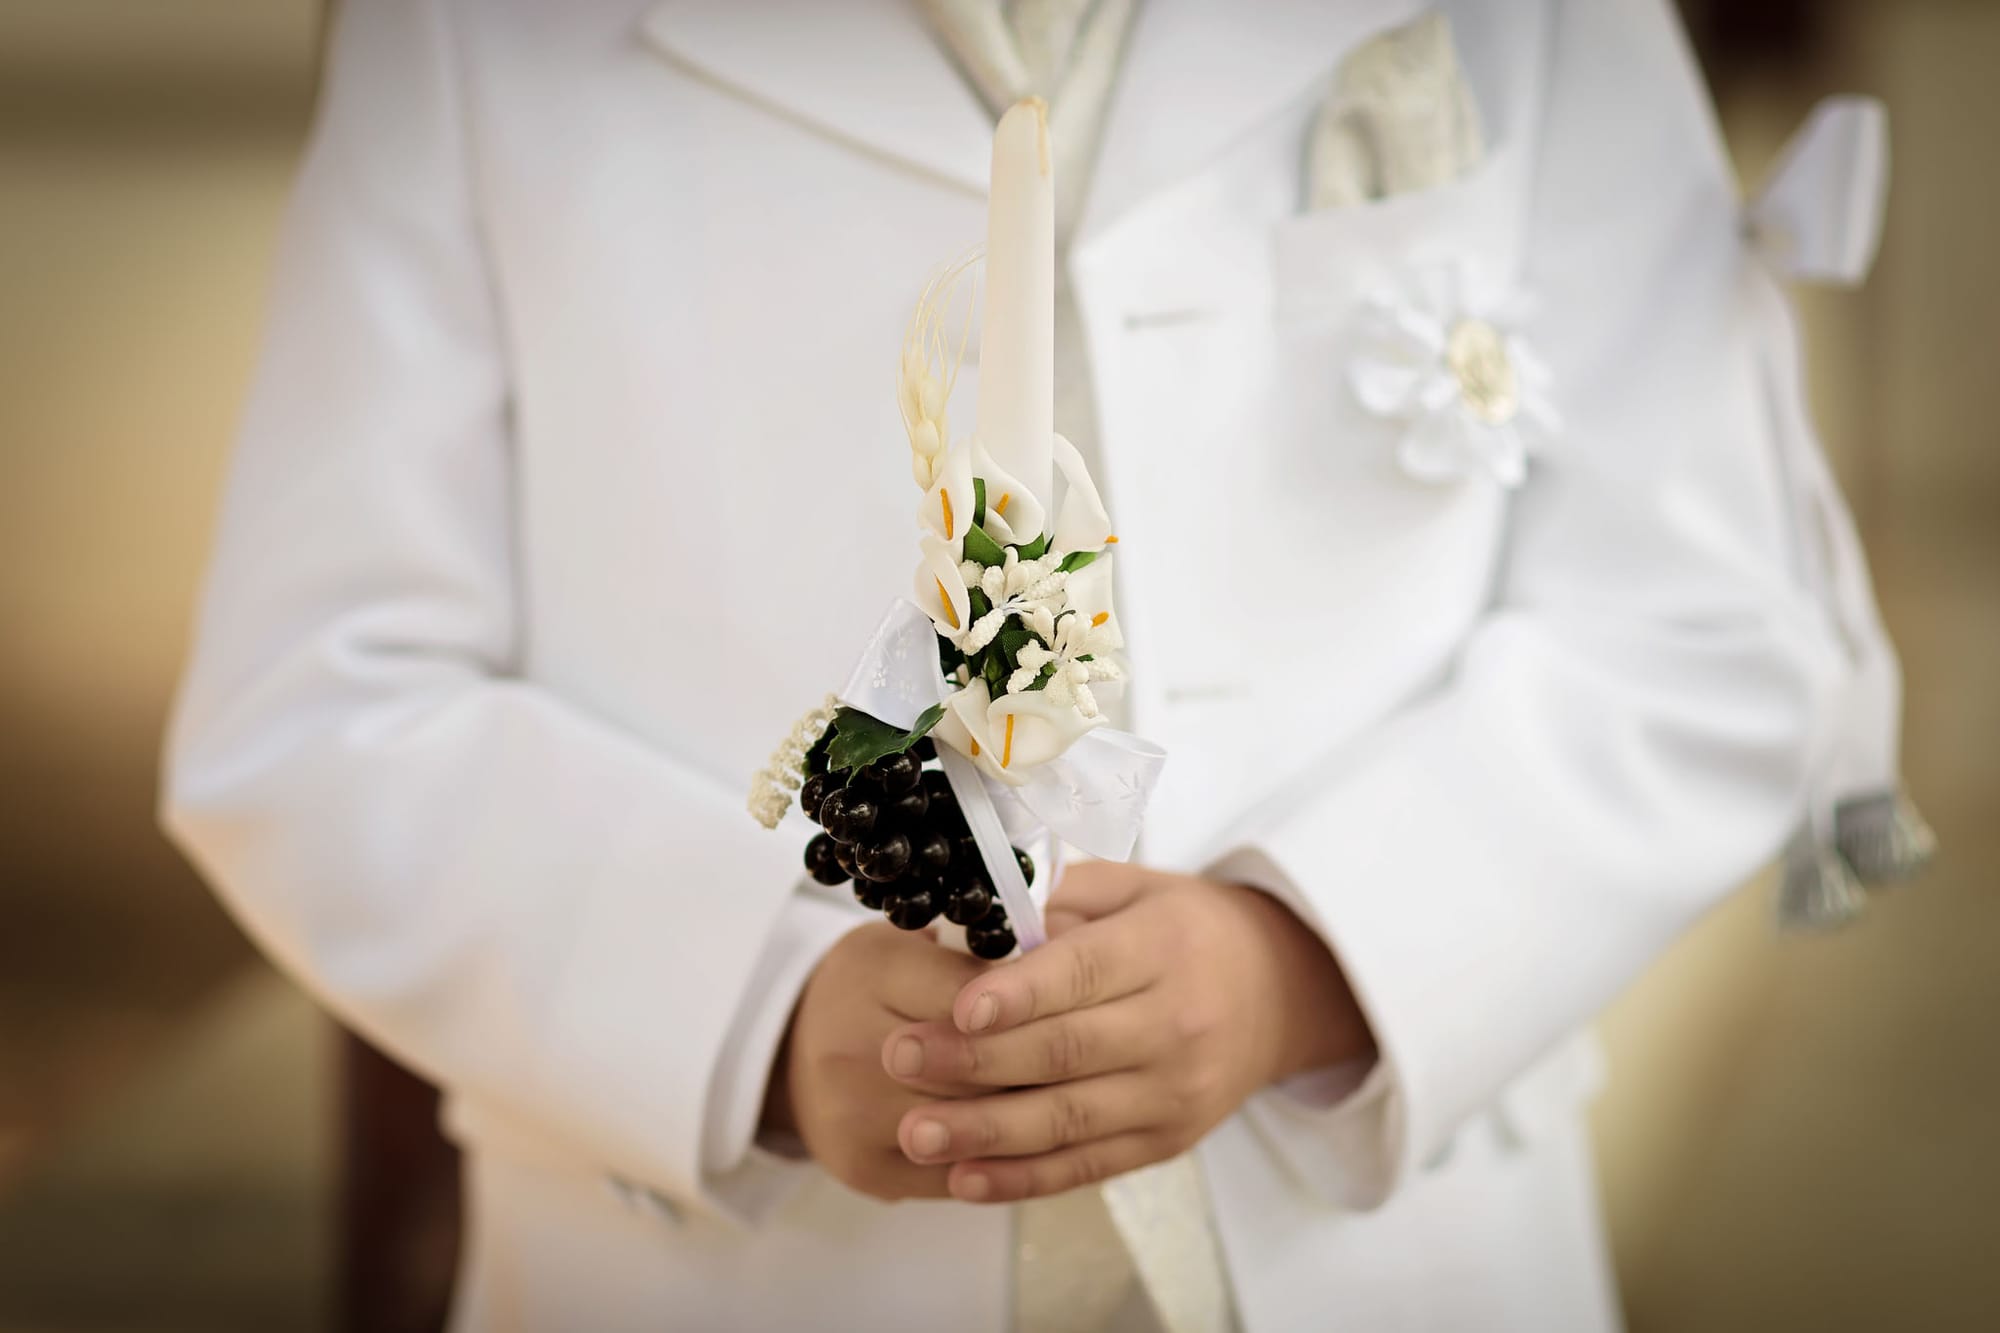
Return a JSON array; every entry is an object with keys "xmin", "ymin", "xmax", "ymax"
[
  {"xmin": 879, "ymin": 864, "xmax": 1373, "ymax": 1203},
  {"xmin": 767, "ymin": 922, "xmax": 984, "ymax": 1200}
]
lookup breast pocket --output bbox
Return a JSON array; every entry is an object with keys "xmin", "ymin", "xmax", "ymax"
[{"xmin": 1272, "ymin": 146, "xmax": 1525, "ymax": 325}]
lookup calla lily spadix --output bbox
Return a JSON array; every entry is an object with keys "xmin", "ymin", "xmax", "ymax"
[
  {"xmin": 919, "ymin": 441, "xmax": 975, "ymax": 543},
  {"xmin": 915, "ymin": 532, "xmax": 972, "ymax": 636}
]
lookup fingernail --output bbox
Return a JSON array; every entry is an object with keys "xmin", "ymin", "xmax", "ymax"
[
  {"xmin": 889, "ymin": 1036, "xmax": 924, "ymax": 1079},
  {"xmin": 909, "ymin": 1120, "xmax": 949, "ymax": 1160},
  {"xmin": 953, "ymin": 1172, "xmax": 991, "ymax": 1202},
  {"xmin": 966, "ymin": 992, "xmax": 999, "ymax": 1033}
]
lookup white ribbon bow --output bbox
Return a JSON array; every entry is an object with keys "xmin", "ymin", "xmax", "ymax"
[{"xmin": 840, "ymin": 598, "xmax": 1167, "ymax": 948}]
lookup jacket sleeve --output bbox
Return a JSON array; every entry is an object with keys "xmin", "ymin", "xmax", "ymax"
[
  {"xmin": 160, "ymin": 0, "xmax": 818, "ymax": 1223},
  {"xmin": 1210, "ymin": 0, "xmax": 1849, "ymax": 1208}
]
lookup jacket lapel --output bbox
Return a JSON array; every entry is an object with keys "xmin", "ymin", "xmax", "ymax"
[
  {"xmin": 1074, "ymin": 0, "xmax": 1427, "ymax": 242},
  {"xmin": 638, "ymin": 0, "xmax": 994, "ymax": 195},
  {"xmin": 641, "ymin": 0, "xmax": 1427, "ymax": 227}
]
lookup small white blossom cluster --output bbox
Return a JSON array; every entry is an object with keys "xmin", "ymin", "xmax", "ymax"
[
  {"xmin": 957, "ymin": 547, "xmax": 1068, "ymax": 653},
  {"xmin": 747, "ymin": 693, "xmax": 838, "ymax": 829},
  {"xmin": 1010, "ymin": 604, "xmax": 1124, "ymax": 718}
]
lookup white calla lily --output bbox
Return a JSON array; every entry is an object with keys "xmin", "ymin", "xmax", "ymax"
[
  {"xmin": 1059, "ymin": 553, "xmax": 1121, "ymax": 643},
  {"xmin": 988, "ymin": 685, "xmax": 1104, "ymax": 773},
  {"xmin": 914, "ymin": 532, "xmax": 972, "ymax": 637},
  {"xmin": 933, "ymin": 677, "xmax": 1103, "ymax": 785},
  {"xmin": 1051, "ymin": 431, "xmax": 1117, "ymax": 555},
  {"xmin": 932, "ymin": 678, "xmax": 1016, "ymax": 785},
  {"xmin": 918, "ymin": 441, "xmax": 975, "ymax": 543},
  {"xmin": 970, "ymin": 438, "xmax": 1049, "ymax": 546}
]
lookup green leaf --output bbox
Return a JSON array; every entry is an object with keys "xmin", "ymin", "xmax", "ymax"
[
  {"xmin": 1057, "ymin": 549, "xmax": 1099, "ymax": 574},
  {"xmin": 962, "ymin": 524, "xmax": 1006, "ymax": 568},
  {"xmin": 972, "ymin": 477, "xmax": 987, "ymax": 529},
  {"xmin": 826, "ymin": 704, "xmax": 945, "ymax": 774},
  {"xmin": 937, "ymin": 637, "xmax": 966, "ymax": 678},
  {"xmin": 996, "ymin": 623, "xmax": 1038, "ymax": 673},
  {"xmin": 1015, "ymin": 532, "xmax": 1050, "ymax": 561},
  {"xmin": 967, "ymin": 587, "xmax": 993, "ymax": 621},
  {"xmin": 981, "ymin": 650, "xmax": 1006, "ymax": 695}
]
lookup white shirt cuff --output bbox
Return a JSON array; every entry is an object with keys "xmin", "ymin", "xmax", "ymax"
[{"xmin": 1206, "ymin": 844, "xmax": 1405, "ymax": 1209}]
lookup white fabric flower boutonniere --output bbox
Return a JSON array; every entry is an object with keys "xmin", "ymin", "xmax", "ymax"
[{"xmin": 1348, "ymin": 262, "xmax": 1559, "ymax": 487}]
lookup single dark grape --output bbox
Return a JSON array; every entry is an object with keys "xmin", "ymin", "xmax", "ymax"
[
  {"xmin": 879, "ymin": 870, "xmax": 931, "ymax": 900},
  {"xmin": 942, "ymin": 880, "xmax": 994, "ymax": 927},
  {"xmin": 911, "ymin": 830, "xmax": 953, "ymax": 879},
  {"xmin": 966, "ymin": 924, "xmax": 1017, "ymax": 959},
  {"xmin": 856, "ymin": 832, "xmax": 913, "ymax": 882},
  {"xmin": 798, "ymin": 772, "xmax": 834, "ymax": 824},
  {"xmin": 852, "ymin": 878, "xmax": 888, "ymax": 911},
  {"xmin": 912, "ymin": 735, "xmax": 937, "ymax": 762},
  {"xmin": 885, "ymin": 887, "xmax": 941, "ymax": 930},
  {"xmin": 820, "ymin": 786, "xmax": 878, "ymax": 844},
  {"xmin": 804, "ymin": 833, "xmax": 849, "ymax": 886},
  {"xmin": 921, "ymin": 768, "xmax": 955, "ymax": 804},
  {"xmin": 1012, "ymin": 846, "xmax": 1036, "ymax": 887},
  {"xmin": 941, "ymin": 854, "xmax": 992, "ymax": 899},
  {"xmin": 946, "ymin": 836, "xmax": 987, "ymax": 885},
  {"xmin": 832, "ymin": 839, "xmax": 861, "ymax": 880},
  {"xmin": 881, "ymin": 785, "xmax": 929, "ymax": 828},
  {"xmin": 873, "ymin": 750, "xmax": 923, "ymax": 794},
  {"xmin": 929, "ymin": 811, "xmax": 968, "ymax": 847},
  {"xmin": 976, "ymin": 897, "xmax": 1010, "ymax": 930}
]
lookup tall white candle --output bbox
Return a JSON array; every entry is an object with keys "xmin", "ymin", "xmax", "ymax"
[{"xmin": 975, "ymin": 97, "xmax": 1055, "ymax": 511}]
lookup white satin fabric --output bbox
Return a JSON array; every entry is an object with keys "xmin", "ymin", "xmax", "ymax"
[{"xmin": 162, "ymin": 1, "xmax": 1894, "ymax": 1329}]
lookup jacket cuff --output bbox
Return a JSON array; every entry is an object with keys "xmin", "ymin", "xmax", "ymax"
[{"xmin": 699, "ymin": 889, "xmax": 869, "ymax": 1226}]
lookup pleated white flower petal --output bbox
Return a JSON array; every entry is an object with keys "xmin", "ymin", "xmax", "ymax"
[
  {"xmin": 1395, "ymin": 411, "xmax": 1476, "ymax": 484},
  {"xmin": 1478, "ymin": 422, "xmax": 1528, "ymax": 488},
  {"xmin": 1347, "ymin": 358, "xmax": 1426, "ymax": 416}
]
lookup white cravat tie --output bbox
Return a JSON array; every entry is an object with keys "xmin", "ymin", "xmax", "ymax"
[{"xmin": 917, "ymin": 7, "xmax": 1235, "ymax": 1333}]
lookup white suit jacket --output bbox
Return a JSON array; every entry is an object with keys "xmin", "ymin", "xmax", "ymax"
[{"xmin": 163, "ymin": 0, "xmax": 1882, "ymax": 1328}]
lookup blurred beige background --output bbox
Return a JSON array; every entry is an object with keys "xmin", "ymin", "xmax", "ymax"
[{"xmin": 0, "ymin": 2, "xmax": 1994, "ymax": 1329}]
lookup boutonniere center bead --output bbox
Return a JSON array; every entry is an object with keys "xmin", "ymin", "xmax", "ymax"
[{"xmin": 1445, "ymin": 317, "xmax": 1518, "ymax": 424}]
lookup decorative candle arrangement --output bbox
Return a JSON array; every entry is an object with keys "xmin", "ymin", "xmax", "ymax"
[{"xmin": 749, "ymin": 99, "xmax": 1163, "ymax": 955}]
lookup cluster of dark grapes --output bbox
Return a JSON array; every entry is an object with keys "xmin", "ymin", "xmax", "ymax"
[{"xmin": 799, "ymin": 733, "xmax": 1026, "ymax": 959}]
